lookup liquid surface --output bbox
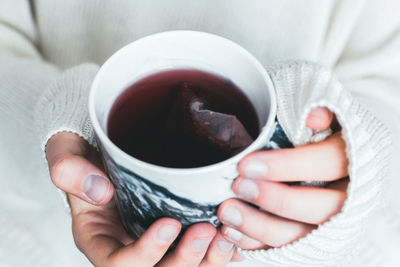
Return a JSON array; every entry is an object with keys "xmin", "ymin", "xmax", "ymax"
[{"xmin": 107, "ymin": 69, "xmax": 259, "ymax": 168}]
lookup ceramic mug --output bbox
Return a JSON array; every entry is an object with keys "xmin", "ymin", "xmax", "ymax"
[{"xmin": 89, "ymin": 31, "xmax": 292, "ymax": 240}]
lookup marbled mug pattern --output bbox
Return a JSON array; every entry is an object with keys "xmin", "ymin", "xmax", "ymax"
[{"xmin": 98, "ymin": 122, "xmax": 292, "ymax": 241}]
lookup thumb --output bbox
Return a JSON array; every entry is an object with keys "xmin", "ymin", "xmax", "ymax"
[
  {"xmin": 306, "ymin": 107, "xmax": 333, "ymax": 130},
  {"xmin": 46, "ymin": 132, "xmax": 114, "ymax": 205}
]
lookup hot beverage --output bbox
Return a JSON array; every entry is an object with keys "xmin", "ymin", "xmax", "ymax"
[{"xmin": 107, "ymin": 69, "xmax": 259, "ymax": 168}]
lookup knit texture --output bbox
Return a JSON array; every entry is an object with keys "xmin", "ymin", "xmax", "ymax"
[
  {"xmin": 1, "ymin": 0, "xmax": 400, "ymax": 266},
  {"xmin": 34, "ymin": 63, "xmax": 100, "ymax": 210},
  {"xmin": 0, "ymin": 208, "xmax": 53, "ymax": 267},
  {"xmin": 35, "ymin": 63, "xmax": 100, "ymax": 151},
  {"xmin": 36, "ymin": 60, "xmax": 392, "ymax": 266},
  {"xmin": 237, "ymin": 61, "xmax": 391, "ymax": 266}
]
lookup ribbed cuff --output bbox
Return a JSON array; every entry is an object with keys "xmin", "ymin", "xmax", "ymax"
[
  {"xmin": 35, "ymin": 63, "xmax": 100, "ymax": 153},
  {"xmin": 35, "ymin": 63, "xmax": 100, "ymax": 211},
  {"xmin": 238, "ymin": 61, "xmax": 392, "ymax": 266}
]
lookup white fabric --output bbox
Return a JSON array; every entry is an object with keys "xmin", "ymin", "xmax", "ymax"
[
  {"xmin": 35, "ymin": 63, "xmax": 99, "ymax": 151},
  {"xmin": 241, "ymin": 61, "xmax": 391, "ymax": 266},
  {"xmin": 0, "ymin": 0, "xmax": 399, "ymax": 266}
]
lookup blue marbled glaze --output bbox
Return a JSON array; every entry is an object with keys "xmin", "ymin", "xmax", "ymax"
[{"xmin": 100, "ymin": 121, "xmax": 292, "ymax": 241}]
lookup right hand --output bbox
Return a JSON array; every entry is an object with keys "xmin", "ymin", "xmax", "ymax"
[{"xmin": 46, "ymin": 132, "xmax": 236, "ymax": 267}]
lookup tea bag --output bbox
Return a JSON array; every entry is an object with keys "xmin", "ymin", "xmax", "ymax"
[{"xmin": 166, "ymin": 82, "xmax": 253, "ymax": 157}]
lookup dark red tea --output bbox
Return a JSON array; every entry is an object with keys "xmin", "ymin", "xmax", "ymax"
[{"xmin": 107, "ymin": 69, "xmax": 259, "ymax": 168}]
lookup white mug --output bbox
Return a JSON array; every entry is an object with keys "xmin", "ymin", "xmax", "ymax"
[{"xmin": 89, "ymin": 31, "xmax": 282, "ymax": 239}]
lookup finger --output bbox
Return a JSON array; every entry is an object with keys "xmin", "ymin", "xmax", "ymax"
[
  {"xmin": 157, "ymin": 223, "xmax": 216, "ymax": 267},
  {"xmin": 232, "ymin": 178, "xmax": 348, "ymax": 224},
  {"xmin": 238, "ymin": 132, "xmax": 348, "ymax": 182},
  {"xmin": 46, "ymin": 132, "xmax": 114, "ymax": 205},
  {"xmin": 199, "ymin": 232, "xmax": 235, "ymax": 267},
  {"xmin": 231, "ymin": 250, "xmax": 245, "ymax": 262},
  {"xmin": 69, "ymin": 194, "xmax": 133, "ymax": 247},
  {"xmin": 49, "ymin": 154, "xmax": 113, "ymax": 205},
  {"xmin": 73, "ymin": 207, "xmax": 181, "ymax": 267},
  {"xmin": 110, "ymin": 219, "xmax": 181, "ymax": 267},
  {"xmin": 306, "ymin": 107, "xmax": 333, "ymax": 130},
  {"xmin": 46, "ymin": 132, "xmax": 90, "ymax": 165},
  {"xmin": 218, "ymin": 199, "xmax": 316, "ymax": 247},
  {"xmin": 220, "ymin": 225, "xmax": 266, "ymax": 250}
]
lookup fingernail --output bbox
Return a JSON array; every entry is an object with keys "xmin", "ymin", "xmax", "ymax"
[
  {"xmin": 192, "ymin": 238, "xmax": 212, "ymax": 251},
  {"xmin": 83, "ymin": 174, "xmax": 109, "ymax": 203},
  {"xmin": 223, "ymin": 206, "xmax": 242, "ymax": 226},
  {"xmin": 217, "ymin": 240, "xmax": 234, "ymax": 253},
  {"xmin": 237, "ymin": 179, "xmax": 259, "ymax": 200},
  {"xmin": 243, "ymin": 159, "xmax": 267, "ymax": 179},
  {"xmin": 157, "ymin": 225, "xmax": 179, "ymax": 243},
  {"xmin": 225, "ymin": 227, "xmax": 243, "ymax": 242}
]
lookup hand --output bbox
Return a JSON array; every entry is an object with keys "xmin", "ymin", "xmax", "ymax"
[
  {"xmin": 46, "ymin": 132, "xmax": 236, "ymax": 266},
  {"xmin": 218, "ymin": 107, "xmax": 349, "ymax": 249}
]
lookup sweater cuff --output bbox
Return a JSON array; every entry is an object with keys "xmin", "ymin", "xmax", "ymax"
[
  {"xmin": 238, "ymin": 61, "xmax": 392, "ymax": 266},
  {"xmin": 35, "ymin": 63, "xmax": 100, "ymax": 211},
  {"xmin": 35, "ymin": 63, "xmax": 100, "ymax": 153}
]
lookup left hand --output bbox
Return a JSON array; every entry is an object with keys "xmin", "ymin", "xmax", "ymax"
[
  {"xmin": 46, "ymin": 132, "xmax": 236, "ymax": 267},
  {"xmin": 218, "ymin": 107, "xmax": 349, "ymax": 251}
]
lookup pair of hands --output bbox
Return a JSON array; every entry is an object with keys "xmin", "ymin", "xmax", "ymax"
[{"xmin": 46, "ymin": 107, "xmax": 349, "ymax": 267}]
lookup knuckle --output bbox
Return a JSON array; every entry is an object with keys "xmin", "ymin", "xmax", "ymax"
[
  {"xmin": 203, "ymin": 253, "xmax": 226, "ymax": 266},
  {"xmin": 135, "ymin": 242, "xmax": 166, "ymax": 264},
  {"xmin": 140, "ymin": 249, "xmax": 162, "ymax": 263},
  {"xmin": 49, "ymin": 156, "xmax": 73, "ymax": 188},
  {"xmin": 270, "ymin": 189, "xmax": 289, "ymax": 215},
  {"xmin": 175, "ymin": 249, "xmax": 196, "ymax": 264}
]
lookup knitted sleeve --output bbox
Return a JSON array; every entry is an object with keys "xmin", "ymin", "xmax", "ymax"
[
  {"xmin": 331, "ymin": 0, "xmax": 400, "ymax": 265},
  {"xmin": 238, "ymin": 61, "xmax": 391, "ymax": 266},
  {"xmin": 34, "ymin": 63, "xmax": 100, "ymax": 151},
  {"xmin": 0, "ymin": 1, "xmax": 99, "ymax": 211},
  {"xmin": 0, "ymin": 1, "xmax": 98, "ymax": 151},
  {"xmin": 240, "ymin": 1, "xmax": 399, "ymax": 265},
  {"xmin": 32, "ymin": 63, "xmax": 100, "ymax": 210},
  {"xmin": 0, "ymin": 1, "xmax": 59, "ymax": 142}
]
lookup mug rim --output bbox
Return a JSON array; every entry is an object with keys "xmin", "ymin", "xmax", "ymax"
[{"xmin": 89, "ymin": 30, "xmax": 276, "ymax": 175}]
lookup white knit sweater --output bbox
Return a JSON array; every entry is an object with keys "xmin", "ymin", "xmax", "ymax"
[{"xmin": 1, "ymin": 1, "xmax": 400, "ymax": 266}]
